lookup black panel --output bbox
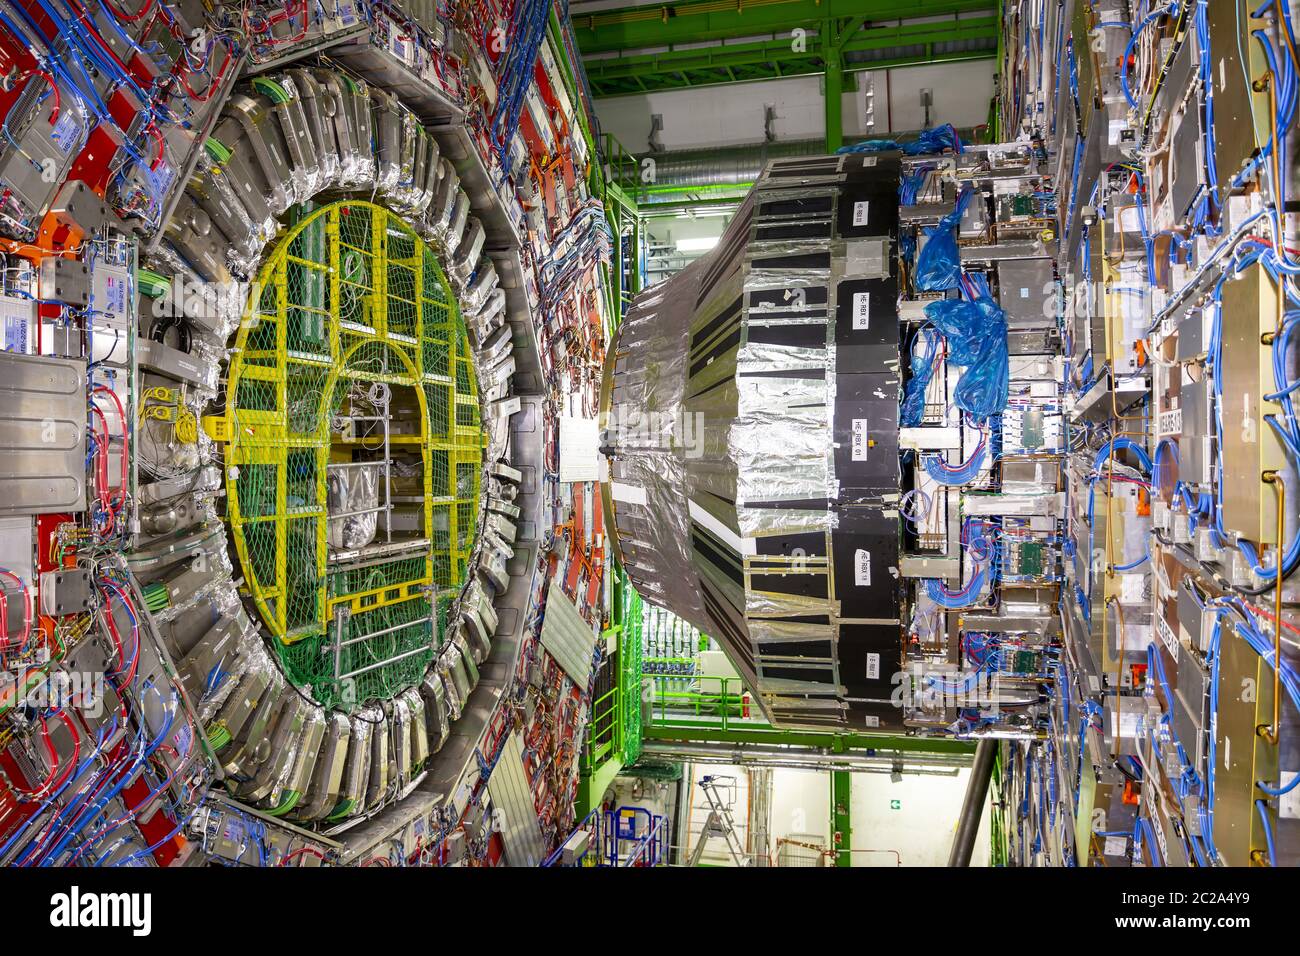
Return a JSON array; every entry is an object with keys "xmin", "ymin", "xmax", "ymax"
[
  {"xmin": 764, "ymin": 614, "xmax": 832, "ymax": 625},
  {"xmin": 750, "ymin": 572, "xmax": 828, "ymax": 600},
  {"xmin": 836, "ymin": 184, "xmax": 899, "ymax": 238},
  {"xmin": 768, "ymin": 158, "xmax": 843, "ymax": 177},
  {"xmin": 759, "ymin": 196, "xmax": 834, "ymax": 218},
  {"xmin": 843, "ymin": 152, "xmax": 903, "ymax": 182},
  {"xmin": 751, "ymin": 251, "xmax": 831, "ymax": 270},
  {"xmin": 690, "ymin": 294, "xmax": 743, "ymax": 350},
  {"xmin": 830, "ymin": 507, "xmax": 900, "ymax": 618},
  {"xmin": 692, "ymin": 530, "xmax": 744, "ymax": 588},
  {"xmin": 834, "ymin": 275, "xmax": 900, "ymax": 372},
  {"xmin": 755, "ymin": 531, "xmax": 827, "ymax": 558},
  {"xmin": 832, "ymin": 371, "xmax": 900, "ymax": 493},
  {"xmin": 689, "ymin": 327, "xmax": 742, "ymax": 378},
  {"xmin": 839, "ymin": 623, "xmax": 902, "ymax": 699},
  {"xmin": 846, "ymin": 699, "xmax": 908, "ymax": 731},
  {"xmin": 757, "ymin": 639, "xmax": 834, "ymax": 659},
  {"xmin": 746, "ymin": 497, "xmax": 829, "ymax": 510},
  {"xmin": 746, "ymin": 324, "xmax": 827, "ymax": 349},
  {"xmin": 757, "ymin": 222, "xmax": 832, "ymax": 241},
  {"xmin": 761, "ymin": 664, "xmax": 835, "ymax": 683}
]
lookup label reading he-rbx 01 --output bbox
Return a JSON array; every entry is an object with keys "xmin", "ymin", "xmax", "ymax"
[
  {"xmin": 852, "ymin": 291, "xmax": 870, "ymax": 329},
  {"xmin": 866, "ymin": 652, "xmax": 880, "ymax": 680},
  {"xmin": 852, "ymin": 419, "xmax": 869, "ymax": 461},
  {"xmin": 853, "ymin": 201, "xmax": 870, "ymax": 226},
  {"xmin": 854, "ymin": 548, "xmax": 872, "ymax": 586}
]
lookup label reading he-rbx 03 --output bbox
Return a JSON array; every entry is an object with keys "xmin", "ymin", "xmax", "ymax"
[
  {"xmin": 854, "ymin": 548, "xmax": 872, "ymax": 586},
  {"xmin": 852, "ymin": 419, "xmax": 869, "ymax": 461},
  {"xmin": 866, "ymin": 652, "xmax": 880, "ymax": 680},
  {"xmin": 853, "ymin": 201, "xmax": 870, "ymax": 226},
  {"xmin": 852, "ymin": 291, "xmax": 870, "ymax": 329}
]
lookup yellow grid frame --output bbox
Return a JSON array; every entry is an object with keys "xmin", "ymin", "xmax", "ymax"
[{"xmin": 216, "ymin": 201, "xmax": 484, "ymax": 700}]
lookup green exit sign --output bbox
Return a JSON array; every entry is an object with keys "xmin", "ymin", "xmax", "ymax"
[{"xmin": 890, "ymin": 799, "xmax": 901, "ymax": 810}]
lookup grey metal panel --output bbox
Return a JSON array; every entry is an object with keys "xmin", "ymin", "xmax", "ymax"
[
  {"xmin": 996, "ymin": 258, "xmax": 1055, "ymax": 330},
  {"xmin": 540, "ymin": 579, "xmax": 597, "ymax": 684},
  {"xmin": 0, "ymin": 352, "xmax": 87, "ymax": 514},
  {"xmin": 486, "ymin": 729, "xmax": 546, "ymax": 867}
]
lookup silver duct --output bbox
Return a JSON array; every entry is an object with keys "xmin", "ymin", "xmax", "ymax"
[
  {"xmin": 629, "ymin": 127, "xmax": 978, "ymax": 195},
  {"xmin": 642, "ymin": 740, "xmax": 970, "ymax": 774},
  {"xmin": 637, "ymin": 138, "xmax": 826, "ymax": 189}
]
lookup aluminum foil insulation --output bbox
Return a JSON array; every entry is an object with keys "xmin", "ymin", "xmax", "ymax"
[{"xmin": 602, "ymin": 153, "xmax": 907, "ymax": 732}]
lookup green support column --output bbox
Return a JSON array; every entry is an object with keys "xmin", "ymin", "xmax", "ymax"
[
  {"xmin": 831, "ymin": 770, "xmax": 852, "ymax": 867},
  {"xmin": 630, "ymin": 216, "xmax": 642, "ymax": 296},
  {"xmin": 823, "ymin": 19, "xmax": 844, "ymax": 153}
]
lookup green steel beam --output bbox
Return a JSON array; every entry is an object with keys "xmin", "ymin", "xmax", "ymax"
[
  {"xmin": 577, "ymin": 754, "xmax": 624, "ymax": 818},
  {"xmin": 823, "ymin": 15, "xmax": 843, "ymax": 152},
  {"xmin": 639, "ymin": 180, "xmax": 755, "ymax": 196},
  {"xmin": 831, "ymin": 770, "xmax": 852, "ymax": 867},
  {"xmin": 582, "ymin": 19, "xmax": 998, "ymax": 97},
  {"xmin": 639, "ymin": 197, "xmax": 745, "ymax": 216},
  {"xmin": 573, "ymin": 0, "xmax": 996, "ymax": 54},
  {"xmin": 643, "ymin": 721, "xmax": 978, "ymax": 755}
]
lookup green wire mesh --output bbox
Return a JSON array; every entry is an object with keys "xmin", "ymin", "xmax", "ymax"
[{"xmin": 223, "ymin": 201, "xmax": 485, "ymax": 712}]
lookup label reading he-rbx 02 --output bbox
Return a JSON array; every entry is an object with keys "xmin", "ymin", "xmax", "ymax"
[
  {"xmin": 854, "ymin": 548, "xmax": 872, "ymax": 586},
  {"xmin": 853, "ymin": 201, "xmax": 870, "ymax": 226},
  {"xmin": 852, "ymin": 291, "xmax": 870, "ymax": 329},
  {"xmin": 852, "ymin": 419, "xmax": 869, "ymax": 461},
  {"xmin": 866, "ymin": 652, "xmax": 880, "ymax": 680}
]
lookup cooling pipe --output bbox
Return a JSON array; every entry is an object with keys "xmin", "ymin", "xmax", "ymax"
[
  {"xmin": 641, "ymin": 739, "xmax": 971, "ymax": 774},
  {"xmin": 947, "ymin": 738, "xmax": 997, "ymax": 867}
]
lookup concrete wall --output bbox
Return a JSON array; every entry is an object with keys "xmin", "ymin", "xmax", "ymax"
[
  {"xmin": 657, "ymin": 761, "xmax": 988, "ymax": 866},
  {"xmin": 592, "ymin": 60, "xmax": 996, "ymax": 153},
  {"xmin": 850, "ymin": 766, "xmax": 992, "ymax": 867}
]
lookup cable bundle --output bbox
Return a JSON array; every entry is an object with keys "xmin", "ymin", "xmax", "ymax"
[{"xmin": 490, "ymin": 0, "xmax": 551, "ymax": 174}]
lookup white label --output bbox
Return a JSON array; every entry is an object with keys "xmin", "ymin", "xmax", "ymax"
[
  {"xmin": 1278, "ymin": 772, "xmax": 1300, "ymax": 819},
  {"xmin": 1156, "ymin": 613, "xmax": 1179, "ymax": 657},
  {"xmin": 559, "ymin": 416, "xmax": 601, "ymax": 483},
  {"xmin": 1019, "ymin": 287, "xmax": 1030, "ymax": 299},
  {"xmin": 861, "ymin": 156, "xmax": 877, "ymax": 167},
  {"xmin": 1103, "ymin": 835, "xmax": 1127, "ymax": 857},
  {"xmin": 852, "ymin": 292, "xmax": 870, "ymax": 329},
  {"xmin": 866, "ymin": 652, "xmax": 880, "ymax": 680},
  {"xmin": 854, "ymin": 548, "xmax": 872, "ymax": 586},
  {"xmin": 853, "ymin": 201, "xmax": 870, "ymax": 226},
  {"xmin": 852, "ymin": 419, "xmax": 869, "ymax": 461},
  {"xmin": 1143, "ymin": 784, "xmax": 1169, "ymax": 862},
  {"xmin": 862, "ymin": 714, "xmax": 880, "ymax": 728}
]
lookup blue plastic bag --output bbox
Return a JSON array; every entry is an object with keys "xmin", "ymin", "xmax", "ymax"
[
  {"xmin": 922, "ymin": 293, "xmax": 1010, "ymax": 421},
  {"xmin": 903, "ymin": 124, "xmax": 962, "ymax": 155},
  {"xmin": 837, "ymin": 124, "xmax": 964, "ymax": 156},
  {"xmin": 914, "ymin": 189, "xmax": 972, "ymax": 292},
  {"xmin": 900, "ymin": 326, "xmax": 940, "ymax": 427}
]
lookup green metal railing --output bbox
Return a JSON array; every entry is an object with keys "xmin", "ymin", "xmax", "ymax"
[
  {"xmin": 581, "ymin": 570, "xmax": 644, "ymax": 776},
  {"xmin": 648, "ymin": 674, "xmax": 751, "ymax": 725},
  {"xmin": 989, "ymin": 743, "xmax": 1008, "ymax": 866}
]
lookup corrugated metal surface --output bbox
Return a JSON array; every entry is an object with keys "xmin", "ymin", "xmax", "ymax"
[
  {"xmin": 487, "ymin": 729, "xmax": 546, "ymax": 867},
  {"xmin": 540, "ymin": 580, "xmax": 597, "ymax": 683},
  {"xmin": 0, "ymin": 352, "xmax": 87, "ymax": 514}
]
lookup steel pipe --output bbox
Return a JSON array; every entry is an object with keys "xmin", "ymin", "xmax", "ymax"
[{"xmin": 947, "ymin": 738, "xmax": 996, "ymax": 867}]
